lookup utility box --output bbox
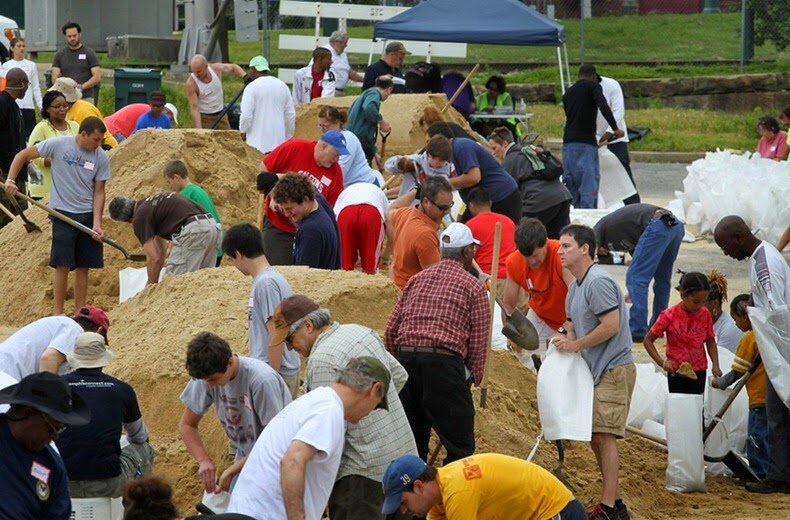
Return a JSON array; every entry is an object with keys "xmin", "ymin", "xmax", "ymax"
[{"xmin": 114, "ymin": 68, "xmax": 161, "ymax": 111}]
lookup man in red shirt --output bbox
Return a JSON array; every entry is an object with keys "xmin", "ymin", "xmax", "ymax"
[
  {"xmin": 465, "ymin": 187, "xmax": 517, "ymax": 283},
  {"xmin": 387, "ymin": 176, "xmax": 454, "ymax": 290},
  {"xmin": 502, "ymin": 218, "xmax": 574, "ymax": 369},
  {"xmin": 385, "ymin": 222, "xmax": 490, "ymax": 464},
  {"xmin": 258, "ymin": 132, "xmax": 347, "ymax": 265}
]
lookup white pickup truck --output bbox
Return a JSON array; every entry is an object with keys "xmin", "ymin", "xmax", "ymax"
[{"xmin": 0, "ymin": 15, "xmax": 21, "ymax": 61}]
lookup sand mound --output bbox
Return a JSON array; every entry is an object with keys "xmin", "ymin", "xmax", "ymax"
[
  {"xmin": 105, "ymin": 265, "xmax": 400, "ymax": 510},
  {"xmin": 295, "ymin": 93, "xmax": 476, "ymax": 159},
  {"xmin": 0, "ymin": 130, "xmax": 263, "ymax": 324}
]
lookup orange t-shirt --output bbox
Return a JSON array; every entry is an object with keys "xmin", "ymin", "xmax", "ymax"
[
  {"xmin": 505, "ymin": 240, "xmax": 567, "ymax": 330},
  {"xmin": 466, "ymin": 212, "xmax": 517, "ymax": 279},
  {"xmin": 390, "ymin": 207, "xmax": 440, "ymax": 289}
]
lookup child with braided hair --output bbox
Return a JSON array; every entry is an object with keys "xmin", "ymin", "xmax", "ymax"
[{"xmin": 705, "ymin": 269, "xmax": 744, "ymax": 353}]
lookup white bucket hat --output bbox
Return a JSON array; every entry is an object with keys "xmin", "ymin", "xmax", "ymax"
[{"xmin": 67, "ymin": 332, "xmax": 114, "ymax": 369}]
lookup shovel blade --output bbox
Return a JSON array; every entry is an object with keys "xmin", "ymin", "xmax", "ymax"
[{"xmin": 502, "ymin": 309, "xmax": 539, "ymax": 350}]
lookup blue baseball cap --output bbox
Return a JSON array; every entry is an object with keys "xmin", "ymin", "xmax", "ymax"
[
  {"xmin": 381, "ymin": 454, "xmax": 428, "ymax": 515},
  {"xmin": 319, "ymin": 130, "xmax": 350, "ymax": 155}
]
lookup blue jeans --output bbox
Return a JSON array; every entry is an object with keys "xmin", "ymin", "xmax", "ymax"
[
  {"xmin": 766, "ymin": 378, "xmax": 790, "ymax": 482},
  {"xmin": 625, "ymin": 217, "xmax": 684, "ymax": 337},
  {"xmin": 562, "ymin": 142, "xmax": 599, "ymax": 208},
  {"xmin": 748, "ymin": 405, "xmax": 769, "ymax": 478}
]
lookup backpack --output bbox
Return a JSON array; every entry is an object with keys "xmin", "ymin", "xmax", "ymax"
[
  {"xmin": 405, "ymin": 62, "xmax": 442, "ymax": 93},
  {"xmin": 518, "ymin": 145, "xmax": 563, "ymax": 182}
]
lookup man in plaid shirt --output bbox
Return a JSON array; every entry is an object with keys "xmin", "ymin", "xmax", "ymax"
[
  {"xmin": 266, "ymin": 295, "xmax": 417, "ymax": 520},
  {"xmin": 385, "ymin": 223, "xmax": 490, "ymax": 464}
]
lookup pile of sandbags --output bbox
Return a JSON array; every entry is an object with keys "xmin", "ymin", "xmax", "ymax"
[{"xmin": 669, "ymin": 151, "xmax": 790, "ymax": 243}]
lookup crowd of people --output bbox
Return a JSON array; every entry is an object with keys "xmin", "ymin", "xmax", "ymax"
[{"xmin": 0, "ymin": 20, "xmax": 789, "ymax": 520}]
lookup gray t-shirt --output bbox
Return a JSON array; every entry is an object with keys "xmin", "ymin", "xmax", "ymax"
[
  {"xmin": 502, "ymin": 144, "xmax": 571, "ymax": 213},
  {"xmin": 180, "ymin": 355, "xmax": 292, "ymax": 459},
  {"xmin": 52, "ymin": 45, "xmax": 100, "ymax": 101},
  {"xmin": 37, "ymin": 136, "xmax": 110, "ymax": 213},
  {"xmin": 566, "ymin": 264, "xmax": 633, "ymax": 384},
  {"xmin": 248, "ymin": 268, "xmax": 300, "ymax": 376}
]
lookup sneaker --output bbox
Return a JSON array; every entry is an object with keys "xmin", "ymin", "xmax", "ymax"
[
  {"xmin": 587, "ymin": 503, "xmax": 616, "ymax": 520},
  {"xmin": 615, "ymin": 500, "xmax": 630, "ymax": 520},
  {"xmin": 745, "ymin": 479, "xmax": 790, "ymax": 494}
]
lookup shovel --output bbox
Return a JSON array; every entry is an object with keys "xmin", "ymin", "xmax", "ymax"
[
  {"xmin": 15, "ymin": 192, "xmax": 146, "ymax": 262},
  {"xmin": 0, "ymin": 179, "xmax": 42, "ymax": 233},
  {"xmin": 502, "ymin": 308, "xmax": 540, "ymax": 351}
]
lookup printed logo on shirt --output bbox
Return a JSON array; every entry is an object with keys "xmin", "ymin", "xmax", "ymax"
[
  {"xmin": 298, "ymin": 171, "xmax": 327, "ymax": 194},
  {"xmin": 35, "ymin": 481, "xmax": 50, "ymax": 501},
  {"xmin": 320, "ymin": 176, "xmax": 332, "ymax": 186},
  {"xmin": 462, "ymin": 463, "xmax": 482, "ymax": 481}
]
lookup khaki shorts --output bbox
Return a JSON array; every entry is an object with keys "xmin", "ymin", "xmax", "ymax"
[
  {"xmin": 592, "ymin": 363, "xmax": 636, "ymax": 438},
  {"xmin": 200, "ymin": 112, "xmax": 230, "ymax": 130}
]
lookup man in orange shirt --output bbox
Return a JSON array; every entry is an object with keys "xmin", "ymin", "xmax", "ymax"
[
  {"xmin": 388, "ymin": 176, "xmax": 454, "ymax": 290},
  {"xmin": 465, "ymin": 187, "xmax": 516, "ymax": 288},
  {"xmin": 502, "ymin": 218, "xmax": 574, "ymax": 369}
]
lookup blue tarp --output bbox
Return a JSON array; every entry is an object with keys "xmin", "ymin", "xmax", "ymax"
[{"xmin": 374, "ymin": 0, "xmax": 565, "ymax": 47}]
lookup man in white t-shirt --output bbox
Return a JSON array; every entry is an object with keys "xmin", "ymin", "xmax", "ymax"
[
  {"xmin": 239, "ymin": 56, "xmax": 295, "ymax": 154},
  {"xmin": 333, "ymin": 183, "xmax": 389, "ymax": 274},
  {"xmin": 715, "ymin": 215, "xmax": 790, "ymax": 494},
  {"xmin": 320, "ymin": 31, "xmax": 364, "ymax": 96},
  {"xmin": 0, "ymin": 305, "xmax": 110, "ymax": 380},
  {"xmin": 179, "ymin": 331, "xmax": 291, "ymax": 493},
  {"xmin": 227, "ymin": 356, "xmax": 390, "ymax": 520}
]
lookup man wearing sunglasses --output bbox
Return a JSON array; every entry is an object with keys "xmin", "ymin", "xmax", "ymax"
[
  {"xmin": 387, "ymin": 175, "xmax": 454, "ymax": 290},
  {"xmin": 0, "ymin": 371, "xmax": 91, "ymax": 519}
]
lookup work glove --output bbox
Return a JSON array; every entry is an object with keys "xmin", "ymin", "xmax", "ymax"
[
  {"xmin": 243, "ymin": 74, "xmax": 254, "ymax": 86},
  {"xmin": 256, "ymin": 172, "xmax": 279, "ymax": 196},
  {"xmin": 397, "ymin": 157, "xmax": 415, "ymax": 172},
  {"xmin": 413, "ymin": 182, "xmax": 422, "ymax": 200}
]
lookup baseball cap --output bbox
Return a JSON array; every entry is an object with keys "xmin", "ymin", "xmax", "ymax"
[
  {"xmin": 337, "ymin": 356, "xmax": 390, "ymax": 410},
  {"xmin": 266, "ymin": 295, "xmax": 320, "ymax": 347},
  {"xmin": 385, "ymin": 41, "xmax": 411, "ymax": 55},
  {"xmin": 74, "ymin": 305, "xmax": 111, "ymax": 343},
  {"xmin": 149, "ymin": 91, "xmax": 166, "ymax": 105},
  {"xmin": 381, "ymin": 454, "xmax": 429, "ymax": 514},
  {"xmin": 164, "ymin": 103, "xmax": 179, "ymax": 125},
  {"xmin": 249, "ymin": 55, "xmax": 270, "ymax": 72},
  {"xmin": 440, "ymin": 223, "xmax": 480, "ymax": 249},
  {"xmin": 320, "ymin": 130, "xmax": 350, "ymax": 155}
]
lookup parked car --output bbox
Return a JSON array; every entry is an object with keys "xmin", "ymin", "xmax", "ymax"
[{"xmin": 0, "ymin": 15, "xmax": 21, "ymax": 64}]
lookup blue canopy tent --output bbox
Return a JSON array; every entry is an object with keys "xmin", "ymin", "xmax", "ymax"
[{"xmin": 373, "ymin": 0, "xmax": 571, "ymax": 90}]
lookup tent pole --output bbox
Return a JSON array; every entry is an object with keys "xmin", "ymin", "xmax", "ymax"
[
  {"xmin": 563, "ymin": 44, "xmax": 571, "ymax": 88},
  {"xmin": 557, "ymin": 46, "xmax": 565, "ymax": 94},
  {"xmin": 368, "ymin": 40, "xmax": 375, "ymax": 66}
]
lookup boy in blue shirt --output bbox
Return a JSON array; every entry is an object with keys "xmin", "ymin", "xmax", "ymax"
[{"xmin": 133, "ymin": 91, "xmax": 172, "ymax": 133}]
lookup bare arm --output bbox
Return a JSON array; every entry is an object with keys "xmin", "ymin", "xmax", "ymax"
[
  {"xmin": 387, "ymin": 186, "xmax": 417, "ymax": 217},
  {"xmin": 185, "ymin": 77, "xmax": 202, "ymax": 128},
  {"xmin": 501, "ymin": 276, "xmax": 527, "ymax": 315},
  {"xmin": 449, "ymin": 167, "xmax": 481, "ymax": 189},
  {"xmin": 212, "ymin": 62, "xmax": 246, "ymax": 78},
  {"xmin": 348, "ymin": 70, "xmax": 365, "ymax": 83},
  {"xmin": 554, "ymin": 309, "xmax": 620, "ymax": 352},
  {"xmin": 82, "ymin": 65, "xmax": 102, "ymax": 91},
  {"xmin": 178, "ymin": 407, "xmax": 219, "ymax": 493},
  {"xmin": 143, "ymin": 238, "xmax": 165, "ymax": 285},
  {"xmin": 706, "ymin": 337, "xmax": 722, "ymax": 377},
  {"xmin": 268, "ymin": 343, "xmax": 284, "ymax": 372},
  {"xmin": 281, "ymin": 440, "xmax": 319, "ymax": 520},
  {"xmin": 643, "ymin": 331, "xmax": 669, "ymax": 371},
  {"xmin": 51, "ymin": 67, "xmax": 62, "ymax": 81},
  {"xmin": 218, "ymin": 455, "xmax": 247, "ymax": 492},
  {"xmin": 39, "ymin": 348, "xmax": 66, "ymax": 373},
  {"xmin": 777, "ymin": 225, "xmax": 790, "ymax": 251},
  {"xmin": 3, "ymin": 146, "xmax": 41, "ymax": 195},
  {"xmin": 92, "ymin": 180, "xmax": 106, "ymax": 239}
]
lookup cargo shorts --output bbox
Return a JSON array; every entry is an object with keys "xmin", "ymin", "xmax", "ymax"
[{"xmin": 592, "ymin": 363, "xmax": 636, "ymax": 438}]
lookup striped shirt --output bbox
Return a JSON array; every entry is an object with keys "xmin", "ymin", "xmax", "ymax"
[
  {"xmin": 306, "ymin": 323, "xmax": 417, "ymax": 482},
  {"xmin": 385, "ymin": 258, "xmax": 491, "ymax": 384}
]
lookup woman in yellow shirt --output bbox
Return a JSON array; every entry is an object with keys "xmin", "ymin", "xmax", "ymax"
[{"xmin": 26, "ymin": 90, "xmax": 80, "ymax": 199}]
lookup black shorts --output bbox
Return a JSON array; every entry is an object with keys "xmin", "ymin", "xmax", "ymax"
[
  {"xmin": 49, "ymin": 211, "xmax": 104, "ymax": 270},
  {"xmin": 667, "ymin": 370, "xmax": 707, "ymax": 394}
]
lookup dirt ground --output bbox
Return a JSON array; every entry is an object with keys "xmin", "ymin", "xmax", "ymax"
[{"xmin": 0, "ymin": 124, "xmax": 788, "ymax": 518}]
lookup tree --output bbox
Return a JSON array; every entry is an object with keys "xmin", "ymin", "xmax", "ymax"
[{"xmin": 749, "ymin": 0, "xmax": 790, "ymax": 52}]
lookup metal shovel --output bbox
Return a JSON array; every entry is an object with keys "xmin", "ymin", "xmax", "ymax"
[
  {"xmin": 0, "ymin": 178, "xmax": 42, "ymax": 233},
  {"xmin": 502, "ymin": 308, "xmax": 540, "ymax": 351},
  {"xmin": 15, "ymin": 192, "xmax": 146, "ymax": 262}
]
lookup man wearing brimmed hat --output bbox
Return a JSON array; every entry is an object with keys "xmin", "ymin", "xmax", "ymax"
[
  {"xmin": 0, "ymin": 371, "xmax": 91, "ymax": 518},
  {"xmin": 228, "ymin": 356, "xmax": 390, "ymax": 520},
  {"xmin": 362, "ymin": 41, "xmax": 409, "ymax": 94},
  {"xmin": 265, "ymin": 295, "xmax": 416, "ymax": 519},
  {"xmin": 132, "ymin": 91, "xmax": 172, "ymax": 133},
  {"xmin": 0, "ymin": 305, "xmax": 109, "ymax": 379},
  {"xmin": 380, "ymin": 453, "xmax": 586, "ymax": 519},
  {"xmin": 47, "ymin": 76, "xmax": 118, "ymax": 148},
  {"xmin": 56, "ymin": 332, "xmax": 154, "ymax": 498},
  {"xmin": 108, "ymin": 191, "xmax": 222, "ymax": 283},
  {"xmin": 270, "ymin": 173, "xmax": 341, "ymax": 270},
  {"xmin": 385, "ymin": 222, "xmax": 489, "ymax": 464},
  {"xmin": 239, "ymin": 55, "xmax": 295, "ymax": 154}
]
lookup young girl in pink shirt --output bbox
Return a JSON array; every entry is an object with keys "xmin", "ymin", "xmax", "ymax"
[{"xmin": 644, "ymin": 271, "xmax": 722, "ymax": 394}]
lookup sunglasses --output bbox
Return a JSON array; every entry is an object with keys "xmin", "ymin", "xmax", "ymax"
[
  {"xmin": 429, "ymin": 198, "xmax": 454, "ymax": 212},
  {"xmin": 284, "ymin": 322, "xmax": 304, "ymax": 346},
  {"xmin": 41, "ymin": 413, "xmax": 66, "ymax": 436}
]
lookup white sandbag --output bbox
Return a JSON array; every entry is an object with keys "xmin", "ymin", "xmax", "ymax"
[
  {"xmin": 676, "ymin": 151, "xmax": 790, "ymax": 244},
  {"xmin": 704, "ymin": 348, "xmax": 748, "ymax": 459},
  {"xmin": 598, "ymin": 146, "xmax": 637, "ymax": 209},
  {"xmin": 643, "ymin": 419, "xmax": 667, "ymax": 444},
  {"xmin": 748, "ymin": 305, "xmax": 790, "ymax": 408},
  {"xmin": 627, "ymin": 363, "xmax": 668, "ymax": 428},
  {"xmin": 119, "ymin": 267, "xmax": 165, "ymax": 303},
  {"xmin": 537, "ymin": 343, "xmax": 594, "ymax": 441},
  {"xmin": 201, "ymin": 490, "xmax": 231, "ymax": 514},
  {"xmin": 665, "ymin": 393, "xmax": 706, "ymax": 492},
  {"xmin": 569, "ymin": 208, "xmax": 616, "ymax": 229},
  {"xmin": 491, "ymin": 301, "xmax": 508, "ymax": 351}
]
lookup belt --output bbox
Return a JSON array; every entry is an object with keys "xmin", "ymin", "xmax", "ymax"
[
  {"xmin": 652, "ymin": 209, "xmax": 678, "ymax": 226},
  {"xmin": 201, "ymin": 110, "xmax": 224, "ymax": 116},
  {"xmin": 335, "ymin": 88, "xmax": 345, "ymax": 92},
  {"xmin": 182, "ymin": 213, "xmax": 213, "ymax": 229},
  {"xmin": 397, "ymin": 345, "xmax": 458, "ymax": 356}
]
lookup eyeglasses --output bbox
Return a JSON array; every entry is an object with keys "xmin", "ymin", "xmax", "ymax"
[
  {"xmin": 284, "ymin": 322, "xmax": 304, "ymax": 347},
  {"xmin": 317, "ymin": 122, "xmax": 333, "ymax": 131},
  {"xmin": 49, "ymin": 104, "xmax": 69, "ymax": 111},
  {"xmin": 41, "ymin": 413, "xmax": 66, "ymax": 436},
  {"xmin": 429, "ymin": 198, "xmax": 454, "ymax": 212}
]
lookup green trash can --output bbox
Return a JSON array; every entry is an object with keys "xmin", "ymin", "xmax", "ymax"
[{"xmin": 114, "ymin": 68, "xmax": 162, "ymax": 111}]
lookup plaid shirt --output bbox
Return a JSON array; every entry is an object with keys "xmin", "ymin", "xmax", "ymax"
[
  {"xmin": 306, "ymin": 323, "xmax": 418, "ymax": 482},
  {"xmin": 385, "ymin": 258, "xmax": 490, "ymax": 384}
]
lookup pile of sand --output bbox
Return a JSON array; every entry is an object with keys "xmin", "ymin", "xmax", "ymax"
[
  {"xmin": 105, "ymin": 265, "xmax": 400, "ymax": 511},
  {"xmin": 295, "ymin": 93, "xmax": 476, "ymax": 159},
  {"xmin": 0, "ymin": 130, "xmax": 263, "ymax": 324}
]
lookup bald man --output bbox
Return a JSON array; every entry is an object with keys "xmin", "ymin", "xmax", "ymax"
[
  {"xmin": 714, "ymin": 215, "xmax": 790, "ymax": 494},
  {"xmin": 0, "ymin": 68, "xmax": 29, "ymax": 227},
  {"xmin": 185, "ymin": 54, "xmax": 246, "ymax": 129}
]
